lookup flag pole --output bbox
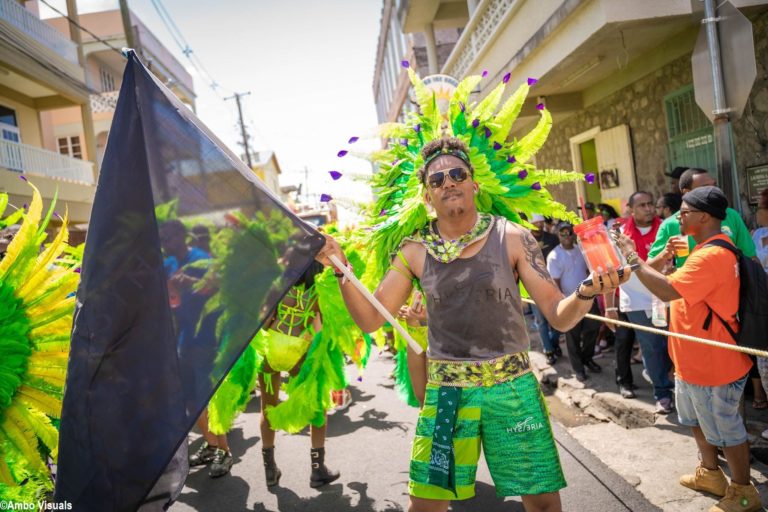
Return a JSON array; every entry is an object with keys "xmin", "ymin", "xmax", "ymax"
[{"xmin": 329, "ymin": 254, "xmax": 424, "ymax": 355}]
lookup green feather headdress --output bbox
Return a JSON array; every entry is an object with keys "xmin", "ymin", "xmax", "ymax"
[{"xmin": 335, "ymin": 66, "xmax": 587, "ymax": 281}]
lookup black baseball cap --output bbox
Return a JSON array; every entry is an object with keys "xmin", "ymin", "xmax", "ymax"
[{"xmin": 666, "ymin": 166, "xmax": 688, "ymax": 180}]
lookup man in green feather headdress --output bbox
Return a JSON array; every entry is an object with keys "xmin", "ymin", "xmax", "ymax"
[{"xmin": 318, "ymin": 137, "xmax": 630, "ymax": 512}]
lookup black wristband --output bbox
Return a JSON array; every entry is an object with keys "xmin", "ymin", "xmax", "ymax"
[
  {"xmin": 334, "ymin": 271, "xmax": 344, "ymax": 278},
  {"xmin": 575, "ymin": 288, "xmax": 595, "ymax": 301}
]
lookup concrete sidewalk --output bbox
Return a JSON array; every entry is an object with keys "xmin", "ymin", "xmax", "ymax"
[{"xmin": 526, "ymin": 317, "xmax": 768, "ymax": 511}]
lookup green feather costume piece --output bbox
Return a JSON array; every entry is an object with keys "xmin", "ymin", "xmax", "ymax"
[
  {"xmin": 0, "ymin": 183, "xmax": 80, "ymax": 502},
  {"xmin": 260, "ymin": 229, "xmax": 372, "ymax": 434},
  {"xmin": 353, "ymin": 69, "xmax": 585, "ymax": 282},
  {"xmin": 199, "ymin": 212, "xmax": 285, "ymax": 434}
]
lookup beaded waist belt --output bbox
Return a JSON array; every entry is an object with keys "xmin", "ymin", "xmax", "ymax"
[{"xmin": 427, "ymin": 352, "xmax": 530, "ymax": 388}]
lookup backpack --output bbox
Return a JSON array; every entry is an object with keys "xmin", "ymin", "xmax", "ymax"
[{"xmin": 701, "ymin": 239, "xmax": 768, "ymax": 351}]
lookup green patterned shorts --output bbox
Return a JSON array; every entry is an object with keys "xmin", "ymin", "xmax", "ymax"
[{"xmin": 409, "ymin": 368, "xmax": 566, "ymax": 500}]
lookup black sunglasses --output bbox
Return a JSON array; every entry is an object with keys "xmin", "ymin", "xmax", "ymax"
[
  {"xmin": 426, "ymin": 167, "xmax": 470, "ymax": 189},
  {"xmin": 675, "ymin": 208, "xmax": 701, "ymax": 220}
]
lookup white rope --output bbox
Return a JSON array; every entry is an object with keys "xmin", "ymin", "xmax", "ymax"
[
  {"xmin": 520, "ymin": 297, "xmax": 768, "ymax": 358},
  {"xmin": 329, "ymin": 254, "xmax": 424, "ymax": 355}
]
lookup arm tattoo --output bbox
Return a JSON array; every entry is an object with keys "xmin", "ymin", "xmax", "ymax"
[{"xmin": 521, "ymin": 231, "xmax": 556, "ymax": 285}]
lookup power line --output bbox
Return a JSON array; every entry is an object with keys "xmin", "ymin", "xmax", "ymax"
[
  {"xmin": 37, "ymin": 0, "xmax": 124, "ymax": 57},
  {"xmin": 147, "ymin": 0, "xmax": 226, "ymax": 96}
]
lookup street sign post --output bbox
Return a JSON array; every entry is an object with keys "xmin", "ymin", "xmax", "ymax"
[{"xmin": 692, "ymin": 0, "xmax": 756, "ymax": 212}]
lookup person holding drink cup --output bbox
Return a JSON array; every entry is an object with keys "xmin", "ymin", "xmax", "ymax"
[
  {"xmin": 316, "ymin": 136, "xmax": 633, "ymax": 512},
  {"xmin": 648, "ymin": 168, "xmax": 755, "ymax": 269}
]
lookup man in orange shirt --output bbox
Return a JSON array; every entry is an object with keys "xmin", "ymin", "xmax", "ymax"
[{"xmin": 615, "ymin": 186, "xmax": 761, "ymax": 512}]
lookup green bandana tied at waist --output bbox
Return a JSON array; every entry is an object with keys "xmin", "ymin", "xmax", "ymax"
[{"xmin": 427, "ymin": 386, "xmax": 461, "ymax": 495}]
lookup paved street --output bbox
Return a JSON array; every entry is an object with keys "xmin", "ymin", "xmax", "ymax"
[{"xmin": 172, "ymin": 350, "xmax": 657, "ymax": 511}]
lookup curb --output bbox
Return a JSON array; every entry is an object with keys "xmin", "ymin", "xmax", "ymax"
[{"xmin": 530, "ymin": 351, "xmax": 658, "ymax": 429}]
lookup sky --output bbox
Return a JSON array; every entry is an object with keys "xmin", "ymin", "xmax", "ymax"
[{"xmin": 40, "ymin": 0, "xmax": 382, "ymax": 216}]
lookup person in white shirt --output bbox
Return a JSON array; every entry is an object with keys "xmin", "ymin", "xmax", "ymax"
[
  {"xmin": 547, "ymin": 222, "xmax": 602, "ymax": 382},
  {"xmin": 605, "ymin": 191, "xmax": 675, "ymax": 414}
]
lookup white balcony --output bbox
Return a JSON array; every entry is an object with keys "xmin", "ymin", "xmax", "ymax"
[
  {"xmin": 90, "ymin": 90, "xmax": 119, "ymax": 114},
  {"xmin": 0, "ymin": 139, "xmax": 94, "ymax": 185},
  {"xmin": 0, "ymin": 0, "xmax": 79, "ymax": 64}
]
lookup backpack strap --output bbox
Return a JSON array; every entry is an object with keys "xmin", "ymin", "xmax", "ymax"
[
  {"xmin": 700, "ymin": 238, "xmax": 741, "ymax": 342},
  {"xmin": 703, "ymin": 305, "xmax": 739, "ymax": 343},
  {"xmin": 702, "ymin": 238, "xmax": 741, "ymax": 258}
]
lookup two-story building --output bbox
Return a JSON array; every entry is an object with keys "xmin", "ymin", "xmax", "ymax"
[{"xmin": 45, "ymin": 8, "xmax": 196, "ymax": 169}]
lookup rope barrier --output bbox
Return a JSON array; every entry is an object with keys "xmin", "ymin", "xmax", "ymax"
[{"xmin": 520, "ymin": 297, "xmax": 768, "ymax": 358}]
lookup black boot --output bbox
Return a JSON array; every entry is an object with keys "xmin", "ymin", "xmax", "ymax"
[
  {"xmin": 309, "ymin": 447, "xmax": 340, "ymax": 488},
  {"xmin": 262, "ymin": 447, "xmax": 281, "ymax": 487}
]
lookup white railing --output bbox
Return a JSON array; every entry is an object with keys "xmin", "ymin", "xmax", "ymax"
[
  {"xmin": 0, "ymin": 0, "xmax": 79, "ymax": 64},
  {"xmin": 442, "ymin": 0, "xmax": 516, "ymax": 79},
  {"xmin": 0, "ymin": 139, "xmax": 94, "ymax": 185},
  {"xmin": 90, "ymin": 91, "xmax": 119, "ymax": 114}
]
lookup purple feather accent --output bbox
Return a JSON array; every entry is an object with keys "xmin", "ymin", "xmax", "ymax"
[
  {"xmin": 414, "ymin": 123, "xmax": 421, "ymax": 133},
  {"xmin": 379, "ymin": 209, "xmax": 387, "ymax": 216},
  {"xmin": 493, "ymin": 142, "xmax": 502, "ymax": 150},
  {"xmin": 19, "ymin": 175, "xmax": 27, "ymax": 182},
  {"xmin": 74, "ymin": 267, "xmax": 81, "ymax": 274},
  {"xmin": 357, "ymin": 376, "xmax": 363, "ymax": 382},
  {"xmin": 503, "ymin": 72, "xmax": 511, "ymax": 84},
  {"xmin": 54, "ymin": 211, "xmax": 61, "ymax": 220},
  {"xmin": 507, "ymin": 156, "xmax": 517, "ymax": 164},
  {"xmin": 527, "ymin": 77, "xmax": 538, "ymax": 86},
  {"xmin": 484, "ymin": 127, "xmax": 492, "ymax": 138},
  {"xmin": 585, "ymin": 173, "xmax": 596, "ymax": 184},
  {"xmin": 472, "ymin": 119, "xmax": 479, "ymax": 128},
  {"xmin": 329, "ymin": 171, "xmax": 342, "ymax": 181},
  {"xmin": 348, "ymin": 136, "xmax": 359, "ymax": 144},
  {"xmin": 320, "ymin": 194, "xmax": 332, "ymax": 202},
  {"xmin": 400, "ymin": 138, "xmax": 409, "ymax": 146},
  {"xmin": 337, "ymin": 150, "xmax": 348, "ymax": 157},
  {"xmin": 531, "ymin": 182, "xmax": 542, "ymax": 190},
  {"xmin": 401, "ymin": 60, "xmax": 410, "ymax": 68},
  {"xmin": 23, "ymin": 204, "xmax": 27, "ymax": 210},
  {"xmin": 459, "ymin": 101, "xmax": 465, "ymax": 112},
  {"xmin": 482, "ymin": 70, "xmax": 488, "ymax": 77},
  {"xmin": 517, "ymin": 170, "xmax": 528, "ymax": 180},
  {"xmin": 536, "ymin": 103, "xmax": 545, "ymax": 110}
]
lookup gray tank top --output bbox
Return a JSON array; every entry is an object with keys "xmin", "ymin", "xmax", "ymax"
[{"xmin": 421, "ymin": 216, "xmax": 530, "ymax": 360}]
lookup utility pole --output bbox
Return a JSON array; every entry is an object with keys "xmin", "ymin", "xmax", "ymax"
[
  {"xmin": 702, "ymin": 0, "xmax": 735, "ymax": 208},
  {"xmin": 224, "ymin": 92, "xmax": 253, "ymax": 168},
  {"xmin": 119, "ymin": 0, "xmax": 136, "ymax": 49}
]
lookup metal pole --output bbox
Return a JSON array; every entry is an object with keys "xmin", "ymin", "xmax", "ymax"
[
  {"xmin": 703, "ymin": 0, "xmax": 737, "ymax": 210},
  {"xmin": 225, "ymin": 92, "xmax": 253, "ymax": 168}
]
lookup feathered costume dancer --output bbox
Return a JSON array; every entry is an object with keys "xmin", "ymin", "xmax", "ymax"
[
  {"xmin": 0, "ymin": 182, "xmax": 80, "ymax": 501},
  {"xmin": 198, "ymin": 216, "xmax": 370, "ymax": 438},
  {"xmin": 336, "ymin": 64, "xmax": 586, "ymax": 405},
  {"xmin": 259, "ymin": 227, "xmax": 370, "ymax": 434}
]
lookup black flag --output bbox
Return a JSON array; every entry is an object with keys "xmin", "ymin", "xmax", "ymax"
[{"xmin": 54, "ymin": 50, "xmax": 324, "ymax": 511}]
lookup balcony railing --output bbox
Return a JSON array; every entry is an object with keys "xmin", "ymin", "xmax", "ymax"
[
  {"xmin": 90, "ymin": 91, "xmax": 119, "ymax": 114},
  {"xmin": 0, "ymin": 0, "xmax": 79, "ymax": 63},
  {"xmin": 0, "ymin": 139, "xmax": 94, "ymax": 185},
  {"xmin": 442, "ymin": 0, "xmax": 516, "ymax": 79}
]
